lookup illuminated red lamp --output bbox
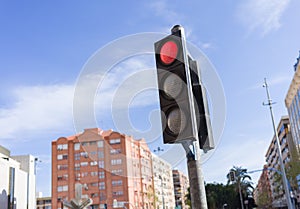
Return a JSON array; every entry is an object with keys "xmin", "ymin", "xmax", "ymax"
[{"xmin": 159, "ymin": 41, "xmax": 178, "ymax": 65}]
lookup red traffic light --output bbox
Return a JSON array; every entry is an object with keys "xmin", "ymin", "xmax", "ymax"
[{"xmin": 160, "ymin": 41, "xmax": 178, "ymax": 65}]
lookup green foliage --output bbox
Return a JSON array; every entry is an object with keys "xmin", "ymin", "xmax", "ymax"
[
  {"xmin": 256, "ymin": 189, "xmax": 272, "ymax": 209},
  {"xmin": 205, "ymin": 183, "xmax": 239, "ymax": 209},
  {"xmin": 286, "ymin": 139, "xmax": 300, "ymax": 189},
  {"xmin": 185, "ymin": 183, "xmax": 241, "ymax": 209}
]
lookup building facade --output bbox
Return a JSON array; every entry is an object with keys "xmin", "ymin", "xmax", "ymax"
[
  {"xmin": 285, "ymin": 53, "xmax": 300, "ymax": 148},
  {"xmin": 51, "ymin": 128, "xmax": 155, "ymax": 209},
  {"xmin": 265, "ymin": 116, "xmax": 294, "ymax": 208},
  {"xmin": 0, "ymin": 145, "xmax": 36, "ymax": 209},
  {"xmin": 253, "ymin": 165, "xmax": 272, "ymax": 208},
  {"xmin": 152, "ymin": 154, "xmax": 175, "ymax": 209},
  {"xmin": 36, "ymin": 197, "xmax": 52, "ymax": 209},
  {"xmin": 172, "ymin": 170, "xmax": 189, "ymax": 209}
]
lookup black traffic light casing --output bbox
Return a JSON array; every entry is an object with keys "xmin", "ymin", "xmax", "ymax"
[
  {"xmin": 188, "ymin": 56, "xmax": 214, "ymax": 151},
  {"xmin": 229, "ymin": 170, "xmax": 236, "ymax": 182},
  {"xmin": 154, "ymin": 25, "xmax": 198, "ymax": 144},
  {"xmin": 104, "ymin": 203, "xmax": 107, "ymax": 209}
]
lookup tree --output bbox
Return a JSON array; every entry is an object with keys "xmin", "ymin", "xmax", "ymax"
[
  {"xmin": 185, "ymin": 187, "xmax": 191, "ymax": 208},
  {"xmin": 286, "ymin": 139, "xmax": 300, "ymax": 190},
  {"xmin": 227, "ymin": 166, "xmax": 254, "ymax": 209},
  {"xmin": 185, "ymin": 183, "xmax": 239, "ymax": 209}
]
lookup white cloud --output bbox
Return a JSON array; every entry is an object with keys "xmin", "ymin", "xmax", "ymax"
[
  {"xmin": 149, "ymin": 0, "xmax": 183, "ymax": 25},
  {"xmin": 0, "ymin": 57, "xmax": 159, "ymax": 141},
  {"xmin": 237, "ymin": 0, "xmax": 290, "ymax": 35},
  {"xmin": 0, "ymin": 84, "xmax": 74, "ymax": 140}
]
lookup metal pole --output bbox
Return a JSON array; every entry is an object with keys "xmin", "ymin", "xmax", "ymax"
[
  {"xmin": 183, "ymin": 141, "xmax": 208, "ymax": 209},
  {"xmin": 238, "ymin": 182, "xmax": 244, "ymax": 209},
  {"xmin": 263, "ymin": 78, "xmax": 294, "ymax": 209}
]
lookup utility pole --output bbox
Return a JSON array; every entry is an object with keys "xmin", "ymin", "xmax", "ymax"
[{"xmin": 263, "ymin": 78, "xmax": 294, "ymax": 209}]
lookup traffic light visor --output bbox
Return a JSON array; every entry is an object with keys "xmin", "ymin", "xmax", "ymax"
[{"xmin": 159, "ymin": 41, "xmax": 178, "ymax": 65}]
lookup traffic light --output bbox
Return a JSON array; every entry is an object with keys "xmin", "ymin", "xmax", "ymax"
[
  {"xmin": 229, "ymin": 170, "xmax": 236, "ymax": 182},
  {"xmin": 104, "ymin": 203, "xmax": 107, "ymax": 209},
  {"xmin": 188, "ymin": 56, "xmax": 214, "ymax": 151},
  {"xmin": 154, "ymin": 25, "xmax": 198, "ymax": 144}
]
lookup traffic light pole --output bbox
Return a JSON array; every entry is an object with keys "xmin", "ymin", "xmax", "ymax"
[{"xmin": 182, "ymin": 141, "xmax": 208, "ymax": 209}]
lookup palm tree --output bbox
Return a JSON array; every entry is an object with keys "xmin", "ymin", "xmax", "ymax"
[{"xmin": 227, "ymin": 166, "xmax": 254, "ymax": 209}]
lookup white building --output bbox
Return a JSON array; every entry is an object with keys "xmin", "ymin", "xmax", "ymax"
[
  {"xmin": 0, "ymin": 145, "xmax": 36, "ymax": 209},
  {"xmin": 152, "ymin": 154, "xmax": 175, "ymax": 209}
]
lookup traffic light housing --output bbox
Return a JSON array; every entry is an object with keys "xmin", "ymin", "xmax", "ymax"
[
  {"xmin": 154, "ymin": 25, "xmax": 198, "ymax": 144},
  {"xmin": 104, "ymin": 203, "xmax": 107, "ymax": 209},
  {"xmin": 229, "ymin": 170, "xmax": 236, "ymax": 182},
  {"xmin": 188, "ymin": 56, "xmax": 214, "ymax": 151},
  {"xmin": 154, "ymin": 25, "xmax": 214, "ymax": 150}
]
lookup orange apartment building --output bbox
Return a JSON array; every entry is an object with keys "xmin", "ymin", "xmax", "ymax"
[
  {"xmin": 172, "ymin": 169, "xmax": 189, "ymax": 209},
  {"xmin": 52, "ymin": 128, "xmax": 154, "ymax": 209}
]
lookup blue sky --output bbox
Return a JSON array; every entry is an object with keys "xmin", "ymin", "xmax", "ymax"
[{"xmin": 1, "ymin": 0, "xmax": 300, "ymax": 196}]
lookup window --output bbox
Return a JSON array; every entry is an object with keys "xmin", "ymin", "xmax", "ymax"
[
  {"xmin": 99, "ymin": 182, "xmax": 105, "ymax": 190},
  {"xmin": 57, "ymin": 154, "xmax": 68, "ymax": 160},
  {"xmin": 91, "ymin": 193, "xmax": 98, "ymax": 198},
  {"xmin": 81, "ymin": 162, "xmax": 88, "ymax": 167},
  {"xmin": 112, "ymin": 191, "xmax": 123, "ymax": 196},
  {"xmin": 111, "ymin": 159, "xmax": 122, "ymax": 165},
  {"xmin": 81, "ymin": 172, "xmax": 88, "ymax": 177},
  {"xmin": 98, "ymin": 161, "xmax": 104, "ymax": 168},
  {"xmin": 91, "ymin": 171, "xmax": 98, "ymax": 177},
  {"xmin": 58, "ymin": 174, "xmax": 68, "ymax": 181},
  {"xmin": 99, "ymin": 171, "xmax": 105, "ymax": 179},
  {"xmin": 111, "ymin": 169, "xmax": 123, "ymax": 176},
  {"xmin": 90, "ymin": 151, "xmax": 97, "ymax": 156},
  {"xmin": 90, "ymin": 182, "xmax": 98, "ymax": 187},
  {"xmin": 74, "ymin": 153, "xmax": 80, "ymax": 160},
  {"xmin": 75, "ymin": 173, "xmax": 80, "ymax": 181},
  {"xmin": 97, "ymin": 141, "xmax": 104, "ymax": 148},
  {"xmin": 100, "ymin": 193, "xmax": 106, "ymax": 201},
  {"xmin": 57, "ymin": 144, "xmax": 68, "ymax": 150},
  {"xmin": 81, "ymin": 152, "xmax": 88, "ymax": 158},
  {"xmin": 57, "ymin": 185, "xmax": 68, "ymax": 192},
  {"xmin": 112, "ymin": 180, "xmax": 122, "ymax": 186},
  {"xmin": 110, "ymin": 138, "xmax": 121, "ymax": 144},
  {"xmin": 90, "ymin": 161, "xmax": 98, "ymax": 166},
  {"xmin": 75, "ymin": 163, "xmax": 80, "ymax": 171},
  {"xmin": 74, "ymin": 143, "xmax": 80, "ymax": 150},
  {"xmin": 98, "ymin": 151, "xmax": 104, "ymax": 158},
  {"xmin": 82, "ymin": 142, "xmax": 89, "ymax": 146},
  {"xmin": 58, "ymin": 165, "xmax": 68, "ymax": 170},
  {"xmin": 110, "ymin": 149, "xmax": 121, "ymax": 155},
  {"xmin": 90, "ymin": 141, "xmax": 97, "ymax": 146}
]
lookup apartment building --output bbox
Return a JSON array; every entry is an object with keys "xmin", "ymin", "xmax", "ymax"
[
  {"xmin": 0, "ymin": 145, "xmax": 36, "ymax": 209},
  {"xmin": 36, "ymin": 197, "xmax": 52, "ymax": 209},
  {"xmin": 51, "ymin": 128, "xmax": 155, "ymax": 209},
  {"xmin": 285, "ymin": 52, "xmax": 300, "ymax": 148},
  {"xmin": 265, "ymin": 116, "xmax": 294, "ymax": 208},
  {"xmin": 152, "ymin": 154, "xmax": 175, "ymax": 209},
  {"xmin": 253, "ymin": 165, "xmax": 272, "ymax": 208},
  {"xmin": 172, "ymin": 170, "xmax": 189, "ymax": 209}
]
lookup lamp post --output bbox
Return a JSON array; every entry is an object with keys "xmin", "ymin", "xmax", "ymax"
[{"xmin": 263, "ymin": 78, "xmax": 294, "ymax": 209}]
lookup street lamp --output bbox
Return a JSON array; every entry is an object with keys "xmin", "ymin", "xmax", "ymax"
[{"xmin": 263, "ymin": 78, "xmax": 294, "ymax": 209}]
